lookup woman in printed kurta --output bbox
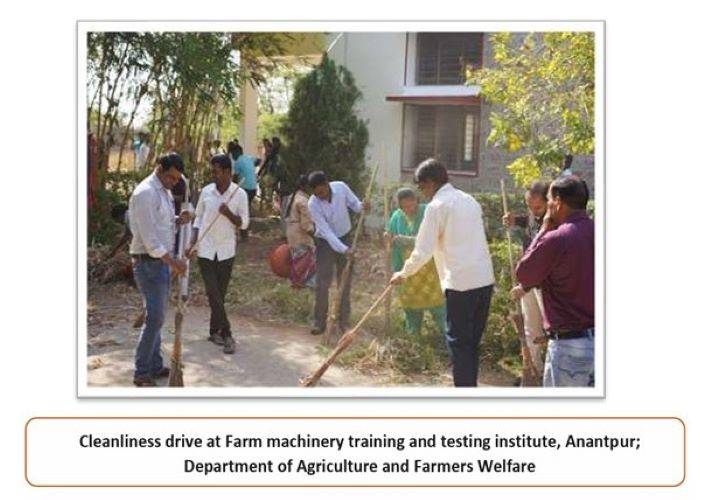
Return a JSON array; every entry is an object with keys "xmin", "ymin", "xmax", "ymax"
[
  {"xmin": 285, "ymin": 175, "xmax": 316, "ymax": 287},
  {"xmin": 386, "ymin": 188, "xmax": 446, "ymax": 335}
]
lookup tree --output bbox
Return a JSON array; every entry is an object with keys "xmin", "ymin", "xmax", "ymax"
[
  {"xmin": 86, "ymin": 31, "xmax": 296, "ymax": 242},
  {"xmin": 87, "ymin": 32, "xmax": 296, "ymax": 175},
  {"xmin": 282, "ymin": 56, "xmax": 369, "ymax": 191},
  {"xmin": 467, "ymin": 32, "xmax": 594, "ymax": 187}
]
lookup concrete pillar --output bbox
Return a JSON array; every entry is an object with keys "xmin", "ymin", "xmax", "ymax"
[{"xmin": 239, "ymin": 79, "xmax": 258, "ymax": 156}]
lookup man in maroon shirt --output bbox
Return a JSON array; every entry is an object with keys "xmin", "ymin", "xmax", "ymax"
[{"xmin": 513, "ymin": 176, "xmax": 594, "ymax": 387}]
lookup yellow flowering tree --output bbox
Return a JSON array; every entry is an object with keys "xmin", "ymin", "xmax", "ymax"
[{"xmin": 467, "ymin": 32, "xmax": 595, "ymax": 187}]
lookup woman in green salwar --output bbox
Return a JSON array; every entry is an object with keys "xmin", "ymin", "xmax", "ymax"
[{"xmin": 386, "ymin": 188, "xmax": 446, "ymax": 336}]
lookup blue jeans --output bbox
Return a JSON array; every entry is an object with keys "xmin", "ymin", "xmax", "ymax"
[
  {"xmin": 133, "ymin": 259, "xmax": 170, "ymax": 378},
  {"xmin": 445, "ymin": 285, "xmax": 494, "ymax": 387},
  {"xmin": 543, "ymin": 329, "xmax": 594, "ymax": 387}
]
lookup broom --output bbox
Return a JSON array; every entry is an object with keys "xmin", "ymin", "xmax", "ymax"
[
  {"xmin": 301, "ymin": 284, "xmax": 394, "ymax": 387},
  {"xmin": 322, "ymin": 162, "xmax": 382, "ymax": 346},
  {"xmin": 500, "ymin": 179, "xmax": 541, "ymax": 387},
  {"xmin": 169, "ymin": 182, "xmax": 242, "ymax": 388},
  {"xmin": 168, "ymin": 180, "xmax": 194, "ymax": 387}
]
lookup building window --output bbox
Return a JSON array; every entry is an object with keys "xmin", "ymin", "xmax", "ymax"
[
  {"xmin": 416, "ymin": 33, "xmax": 483, "ymax": 85},
  {"xmin": 403, "ymin": 105, "xmax": 480, "ymax": 174}
]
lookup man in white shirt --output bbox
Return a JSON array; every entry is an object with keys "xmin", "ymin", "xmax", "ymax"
[
  {"xmin": 129, "ymin": 154, "xmax": 191, "ymax": 386},
  {"xmin": 189, "ymin": 154, "xmax": 250, "ymax": 354},
  {"xmin": 307, "ymin": 171, "xmax": 369, "ymax": 335},
  {"xmin": 390, "ymin": 159, "xmax": 495, "ymax": 387}
]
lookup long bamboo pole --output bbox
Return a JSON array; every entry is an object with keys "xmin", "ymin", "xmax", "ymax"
[
  {"xmin": 322, "ymin": 162, "xmax": 382, "ymax": 346},
  {"xmin": 500, "ymin": 179, "xmax": 540, "ymax": 386},
  {"xmin": 382, "ymin": 146, "xmax": 391, "ymax": 335}
]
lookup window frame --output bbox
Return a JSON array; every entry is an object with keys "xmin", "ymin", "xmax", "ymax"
[
  {"xmin": 402, "ymin": 104, "xmax": 482, "ymax": 176},
  {"xmin": 414, "ymin": 32, "xmax": 484, "ymax": 86}
]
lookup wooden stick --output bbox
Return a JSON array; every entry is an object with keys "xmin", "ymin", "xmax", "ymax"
[
  {"xmin": 382, "ymin": 145, "xmax": 391, "ymax": 335},
  {"xmin": 301, "ymin": 284, "xmax": 394, "ymax": 387},
  {"xmin": 500, "ymin": 179, "xmax": 540, "ymax": 386},
  {"xmin": 322, "ymin": 162, "xmax": 382, "ymax": 345},
  {"xmin": 383, "ymin": 185, "xmax": 391, "ymax": 335},
  {"xmin": 500, "ymin": 179, "xmax": 516, "ymax": 283}
]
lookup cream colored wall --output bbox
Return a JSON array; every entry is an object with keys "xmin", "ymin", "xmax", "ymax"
[{"xmin": 327, "ymin": 32, "xmax": 407, "ymax": 187}]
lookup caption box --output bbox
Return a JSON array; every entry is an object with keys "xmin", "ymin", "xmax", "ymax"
[{"xmin": 25, "ymin": 417, "xmax": 685, "ymax": 487}]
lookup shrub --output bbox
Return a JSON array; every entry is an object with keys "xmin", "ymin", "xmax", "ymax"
[
  {"xmin": 282, "ymin": 56, "xmax": 369, "ymax": 192},
  {"xmin": 482, "ymin": 239, "xmax": 523, "ymax": 368},
  {"xmin": 88, "ymin": 170, "xmax": 146, "ymax": 246}
]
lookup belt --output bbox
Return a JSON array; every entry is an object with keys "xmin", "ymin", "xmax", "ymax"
[
  {"xmin": 546, "ymin": 329, "xmax": 594, "ymax": 341},
  {"xmin": 131, "ymin": 254, "xmax": 161, "ymax": 262}
]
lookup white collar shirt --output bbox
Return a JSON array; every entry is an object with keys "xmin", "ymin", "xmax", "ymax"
[
  {"xmin": 193, "ymin": 182, "xmax": 250, "ymax": 261},
  {"xmin": 308, "ymin": 181, "xmax": 363, "ymax": 254},
  {"xmin": 400, "ymin": 183, "xmax": 495, "ymax": 291},
  {"xmin": 128, "ymin": 172, "xmax": 176, "ymax": 258}
]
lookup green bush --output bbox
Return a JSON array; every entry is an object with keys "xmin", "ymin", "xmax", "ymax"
[
  {"xmin": 482, "ymin": 239, "xmax": 523, "ymax": 368},
  {"xmin": 88, "ymin": 170, "xmax": 147, "ymax": 246},
  {"xmin": 474, "ymin": 192, "xmax": 524, "ymax": 241}
]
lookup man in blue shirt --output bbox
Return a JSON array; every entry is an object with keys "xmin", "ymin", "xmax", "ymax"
[
  {"xmin": 231, "ymin": 146, "xmax": 258, "ymax": 240},
  {"xmin": 231, "ymin": 148, "xmax": 258, "ymax": 204},
  {"xmin": 307, "ymin": 171, "xmax": 369, "ymax": 335}
]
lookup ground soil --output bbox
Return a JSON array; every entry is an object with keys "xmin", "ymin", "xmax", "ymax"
[
  {"xmin": 88, "ymin": 281, "xmax": 390, "ymax": 387},
  {"xmin": 87, "ymin": 225, "xmax": 516, "ymax": 389}
]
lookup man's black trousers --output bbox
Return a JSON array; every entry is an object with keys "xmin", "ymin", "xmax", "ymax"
[
  {"xmin": 198, "ymin": 256, "xmax": 235, "ymax": 338},
  {"xmin": 445, "ymin": 285, "xmax": 494, "ymax": 387}
]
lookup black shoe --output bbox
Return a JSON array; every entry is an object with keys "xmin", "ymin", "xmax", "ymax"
[
  {"xmin": 310, "ymin": 326, "xmax": 324, "ymax": 336},
  {"xmin": 133, "ymin": 375, "xmax": 156, "ymax": 387},
  {"xmin": 208, "ymin": 332, "xmax": 225, "ymax": 345},
  {"xmin": 223, "ymin": 337, "xmax": 236, "ymax": 354},
  {"xmin": 153, "ymin": 367, "xmax": 170, "ymax": 379}
]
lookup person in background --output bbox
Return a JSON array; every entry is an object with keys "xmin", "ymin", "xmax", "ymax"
[
  {"xmin": 307, "ymin": 171, "xmax": 369, "ymax": 335},
  {"xmin": 128, "ymin": 154, "xmax": 191, "ymax": 386},
  {"xmin": 135, "ymin": 133, "xmax": 151, "ymax": 171},
  {"xmin": 270, "ymin": 137, "xmax": 294, "ymax": 237},
  {"xmin": 230, "ymin": 138, "xmax": 242, "ymax": 155},
  {"xmin": 285, "ymin": 174, "xmax": 316, "ymax": 288},
  {"xmin": 209, "ymin": 139, "xmax": 225, "ymax": 157},
  {"xmin": 168, "ymin": 153, "xmax": 194, "ymax": 256},
  {"xmin": 390, "ymin": 159, "xmax": 495, "ymax": 387},
  {"xmin": 229, "ymin": 141, "xmax": 257, "ymax": 241},
  {"xmin": 502, "ymin": 180, "xmax": 550, "ymax": 376},
  {"xmin": 188, "ymin": 154, "xmax": 250, "ymax": 355},
  {"xmin": 514, "ymin": 176, "xmax": 594, "ymax": 387},
  {"xmin": 229, "ymin": 141, "xmax": 256, "ymax": 208},
  {"xmin": 257, "ymin": 138, "xmax": 275, "ymax": 206},
  {"xmin": 560, "ymin": 153, "xmax": 574, "ymax": 177},
  {"xmin": 386, "ymin": 188, "xmax": 446, "ymax": 337},
  {"xmin": 106, "ymin": 203, "xmax": 132, "ymax": 260}
]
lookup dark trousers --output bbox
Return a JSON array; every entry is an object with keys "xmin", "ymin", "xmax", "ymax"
[
  {"xmin": 445, "ymin": 285, "xmax": 494, "ymax": 387},
  {"xmin": 240, "ymin": 189, "xmax": 257, "ymax": 240},
  {"xmin": 313, "ymin": 234, "xmax": 352, "ymax": 330},
  {"xmin": 198, "ymin": 256, "xmax": 235, "ymax": 338}
]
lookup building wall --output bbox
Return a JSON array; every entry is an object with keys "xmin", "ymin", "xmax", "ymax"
[
  {"xmin": 327, "ymin": 32, "xmax": 407, "ymax": 186},
  {"xmin": 329, "ymin": 32, "xmax": 595, "ymax": 195}
]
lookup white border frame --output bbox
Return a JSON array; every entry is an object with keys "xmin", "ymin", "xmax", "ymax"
[{"xmin": 77, "ymin": 20, "xmax": 605, "ymax": 398}]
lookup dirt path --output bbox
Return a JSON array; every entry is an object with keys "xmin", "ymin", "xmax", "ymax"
[
  {"xmin": 87, "ymin": 285, "xmax": 389, "ymax": 388},
  {"xmin": 87, "ymin": 277, "xmax": 514, "ymax": 389}
]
